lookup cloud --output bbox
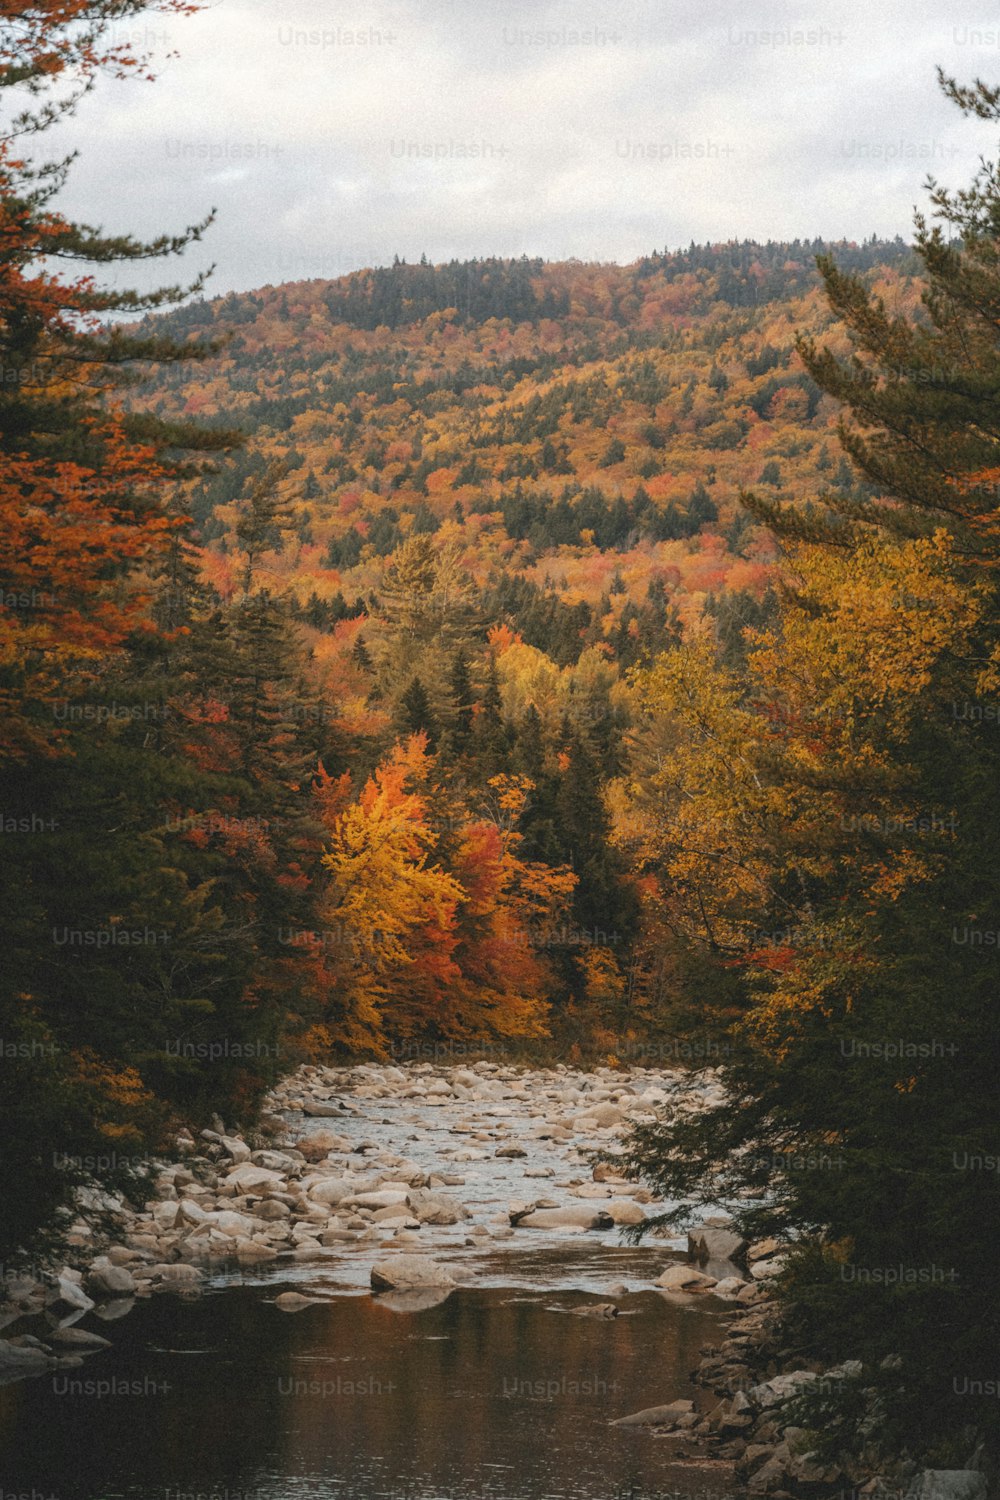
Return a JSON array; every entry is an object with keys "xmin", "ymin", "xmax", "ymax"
[{"xmin": 29, "ymin": 0, "xmax": 1000, "ymax": 299}]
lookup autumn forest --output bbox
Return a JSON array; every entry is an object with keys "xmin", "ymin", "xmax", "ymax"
[{"xmin": 3, "ymin": 3, "xmax": 1000, "ymax": 1492}]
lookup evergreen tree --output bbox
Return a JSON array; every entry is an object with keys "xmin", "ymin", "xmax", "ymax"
[
  {"xmin": 447, "ymin": 650, "xmax": 475, "ymax": 753},
  {"xmin": 474, "ymin": 658, "xmax": 510, "ymax": 776},
  {"xmin": 688, "ymin": 480, "xmax": 719, "ymax": 526},
  {"xmin": 400, "ymin": 676, "xmax": 438, "ymax": 747}
]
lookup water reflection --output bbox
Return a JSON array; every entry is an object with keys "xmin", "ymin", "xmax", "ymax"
[{"xmin": 0, "ymin": 1282, "xmax": 738, "ymax": 1500}]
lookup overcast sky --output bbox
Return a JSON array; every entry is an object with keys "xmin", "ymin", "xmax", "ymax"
[{"xmin": 37, "ymin": 0, "xmax": 1000, "ymax": 298}]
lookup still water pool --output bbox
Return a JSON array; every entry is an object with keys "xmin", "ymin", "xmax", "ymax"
[{"xmin": 0, "ymin": 1272, "xmax": 739, "ymax": 1500}]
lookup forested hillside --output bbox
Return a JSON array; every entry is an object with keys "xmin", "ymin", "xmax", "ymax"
[
  {"xmin": 142, "ymin": 240, "xmax": 917, "ymax": 651},
  {"xmin": 4, "ymin": 230, "xmax": 920, "ymax": 1252},
  {"xmin": 109, "ymin": 239, "xmax": 925, "ymax": 1059}
]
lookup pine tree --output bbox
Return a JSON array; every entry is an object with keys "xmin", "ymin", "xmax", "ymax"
[
  {"xmin": 447, "ymin": 650, "xmax": 474, "ymax": 753},
  {"xmin": 352, "ymin": 634, "xmax": 373, "ymax": 672},
  {"xmin": 474, "ymin": 658, "xmax": 509, "ymax": 776},
  {"xmin": 688, "ymin": 480, "xmax": 718, "ymax": 526},
  {"xmin": 400, "ymin": 676, "xmax": 438, "ymax": 747}
]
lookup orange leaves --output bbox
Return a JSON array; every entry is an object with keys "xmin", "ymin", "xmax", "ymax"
[
  {"xmin": 0, "ymin": 13, "xmax": 200, "ymax": 764},
  {"xmin": 357, "ymin": 729, "xmax": 435, "ymax": 823},
  {"xmin": 317, "ymin": 736, "xmax": 571, "ymax": 1049},
  {"xmin": 0, "ymin": 1, "xmax": 202, "ymax": 92},
  {"xmin": 312, "ymin": 761, "xmax": 353, "ymax": 828},
  {"xmin": 486, "ymin": 622, "xmax": 522, "ymax": 654},
  {"xmin": 425, "ymin": 466, "xmax": 458, "ymax": 495},
  {"xmin": 0, "ymin": 434, "xmax": 178, "ymax": 759},
  {"xmin": 746, "ymin": 944, "xmax": 798, "ymax": 973},
  {"xmin": 320, "ymin": 734, "xmax": 463, "ymax": 1043},
  {"xmin": 67, "ymin": 1048, "xmax": 155, "ymax": 1141},
  {"xmin": 751, "ymin": 531, "xmax": 982, "ymax": 738}
]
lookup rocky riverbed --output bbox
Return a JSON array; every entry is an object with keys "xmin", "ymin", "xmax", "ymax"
[
  {"xmin": 1, "ymin": 1060, "xmax": 986, "ymax": 1500},
  {"xmin": 4, "ymin": 1058, "xmax": 753, "ymax": 1312}
]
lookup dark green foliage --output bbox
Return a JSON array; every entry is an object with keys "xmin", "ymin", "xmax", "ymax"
[
  {"xmin": 400, "ymin": 676, "xmax": 438, "ymax": 747},
  {"xmin": 636, "ymin": 236, "xmax": 916, "ymax": 308},
  {"xmin": 321, "ymin": 255, "xmax": 569, "ymax": 330}
]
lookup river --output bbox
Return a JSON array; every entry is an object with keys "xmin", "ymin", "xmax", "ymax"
[{"xmin": 0, "ymin": 1061, "xmax": 742, "ymax": 1500}]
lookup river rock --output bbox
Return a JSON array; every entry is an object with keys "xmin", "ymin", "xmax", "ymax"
[
  {"xmin": 0, "ymin": 1338, "xmax": 51, "ymax": 1371},
  {"xmin": 506, "ymin": 1200, "xmax": 534, "ymax": 1224},
  {"xmin": 151, "ymin": 1264, "xmax": 202, "ymax": 1287},
  {"xmin": 177, "ymin": 1197, "xmax": 209, "ymax": 1225},
  {"xmin": 347, "ymin": 1190, "xmax": 410, "ymax": 1212},
  {"xmin": 292, "ymin": 1219, "xmax": 326, "ymax": 1241},
  {"xmin": 517, "ymin": 1206, "xmax": 614, "ymax": 1230},
  {"xmin": 747, "ymin": 1236, "xmax": 784, "ymax": 1262},
  {"xmin": 574, "ymin": 1103, "xmax": 625, "ymax": 1130},
  {"xmin": 219, "ymin": 1135, "xmax": 251, "ymax": 1163},
  {"xmin": 302, "ymin": 1100, "xmax": 347, "ymax": 1117},
  {"xmin": 252, "ymin": 1199, "xmax": 291, "ymax": 1220},
  {"xmin": 656, "ymin": 1264, "xmax": 718, "ymax": 1291},
  {"xmin": 106, "ymin": 1246, "xmax": 147, "ymax": 1266},
  {"xmin": 372, "ymin": 1209, "xmax": 420, "ymax": 1228},
  {"xmin": 603, "ymin": 1200, "xmax": 646, "ymax": 1226},
  {"xmin": 749, "ymin": 1255, "xmax": 788, "ymax": 1280},
  {"xmin": 252, "ymin": 1150, "xmax": 300, "ymax": 1172},
  {"xmin": 370, "ymin": 1255, "xmax": 462, "ymax": 1291},
  {"xmin": 127, "ymin": 1234, "xmax": 160, "ymax": 1253},
  {"xmin": 736, "ymin": 1281, "xmax": 771, "ymax": 1306},
  {"xmin": 688, "ymin": 1225, "xmax": 748, "ymax": 1263},
  {"xmin": 712, "ymin": 1276, "xmax": 749, "ymax": 1298},
  {"xmin": 234, "ymin": 1238, "xmax": 277, "ymax": 1263},
  {"xmin": 85, "ymin": 1260, "xmax": 136, "ymax": 1299},
  {"xmin": 274, "ymin": 1291, "xmax": 322, "ymax": 1312},
  {"xmin": 225, "ymin": 1164, "xmax": 286, "ymax": 1193},
  {"xmin": 747, "ymin": 1369, "xmax": 818, "ymax": 1408},
  {"xmin": 296, "ymin": 1131, "xmax": 348, "ymax": 1162},
  {"xmin": 611, "ymin": 1399, "xmax": 695, "ymax": 1428},
  {"xmin": 2, "ymin": 1276, "xmax": 43, "ymax": 1309},
  {"xmin": 150, "ymin": 1200, "xmax": 181, "ymax": 1231},
  {"xmin": 592, "ymin": 1161, "xmax": 627, "ymax": 1182},
  {"xmin": 407, "ymin": 1189, "xmax": 468, "ymax": 1225},
  {"xmin": 307, "ymin": 1177, "xmax": 351, "ymax": 1206},
  {"xmin": 202, "ymin": 1209, "xmax": 258, "ymax": 1236},
  {"xmin": 48, "ymin": 1276, "xmax": 95, "ymax": 1315}
]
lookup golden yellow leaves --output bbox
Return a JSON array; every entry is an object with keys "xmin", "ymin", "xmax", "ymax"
[{"xmin": 752, "ymin": 529, "xmax": 982, "ymax": 744}]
